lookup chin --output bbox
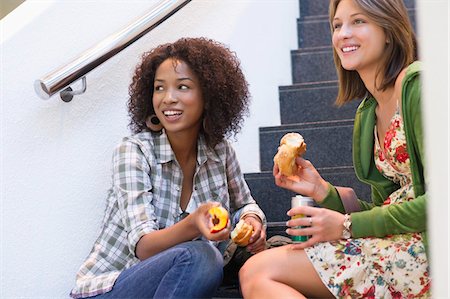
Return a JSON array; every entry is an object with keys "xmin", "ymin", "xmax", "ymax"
[{"xmin": 340, "ymin": 63, "xmax": 358, "ymax": 71}]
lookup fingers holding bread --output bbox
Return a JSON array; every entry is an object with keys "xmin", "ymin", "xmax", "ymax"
[
  {"xmin": 273, "ymin": 132, "xmax": 306, "ymax": 176},
  {"xmin": 231, "ymin": 219, "xmax": 254, "ymax": 247}
]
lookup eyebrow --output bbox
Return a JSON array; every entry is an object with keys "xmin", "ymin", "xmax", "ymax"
[
  {"xmin": 154, "ymin": 77, "xmax": 194, "ymax": 82},
  {"xmin": 333, "ymin": 12, "xmax": 365, "ymax": 21}
]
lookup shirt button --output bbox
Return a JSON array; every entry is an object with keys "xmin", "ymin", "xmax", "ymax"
[
  {"xmin": 194, "ymin": 186, "xmax": 197, "ymax": 190},
  {"xmin": 176, "ymin": 186, "xmax": 180, "ymax": 191}
]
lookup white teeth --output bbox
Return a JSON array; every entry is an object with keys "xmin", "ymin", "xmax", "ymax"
[
  {"xmin": 163, "ymin": 110, "xmax": 182, "ymax": 116},
  {"xmin": 342, "ymin": 46, "xmax": 359, "ymax": 53}
]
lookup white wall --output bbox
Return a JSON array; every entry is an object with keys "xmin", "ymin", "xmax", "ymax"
[
  {"xmin": 2, "ymin": 0, "xmax": 449, "ymax": 298},
  {"xmin": 416, "ymin": 0, "xmax": 449, "ymax": 297},
  {"xmin": 1, "ymin": 0, "xmax": 298, "ymax": 297}
]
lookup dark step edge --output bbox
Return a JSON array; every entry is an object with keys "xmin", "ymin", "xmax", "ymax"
[
  {"xmin": 292, "ymin": 45, "xmax": 332, "ymax": 54},
  {"xmin": 259, "ymin": 119, "xmax": 355, "ymax": 132},
  {"xmin": 298, "ymin": 14, "xmax": 329, "ymax": 22},
  {"xmin": 279, "ymin": 80, "xmax": 338, "ymax": 91},
  {"xmin": 297, "ymin": 5, "xmax": 415, "ymax": 18},
  {"xmin": 244, "ymin": 166, "xmax": 355, "ymax": 179}
]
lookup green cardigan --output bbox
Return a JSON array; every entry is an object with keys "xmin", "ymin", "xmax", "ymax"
[{"xmin": 321, "ymin": 61, "xmax": 427, "ymax": 248}]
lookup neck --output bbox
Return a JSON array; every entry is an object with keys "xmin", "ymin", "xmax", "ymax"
[
  {"xmin": 167, "ymin": 130, "xmax": 199, "ymax": 164},
  {"xmin": 358, "ymin": 69, "xmax": 394, "ymax": 106}
]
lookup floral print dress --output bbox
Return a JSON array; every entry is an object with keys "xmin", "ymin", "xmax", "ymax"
[{"xmin": 305, "ymin": 106, "xmax": 430, "ymax": 298}]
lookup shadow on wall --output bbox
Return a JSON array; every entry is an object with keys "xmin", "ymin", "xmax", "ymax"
[{"xmin": 0, "ymin": 0, "xmax": 25, "ymax": 19}]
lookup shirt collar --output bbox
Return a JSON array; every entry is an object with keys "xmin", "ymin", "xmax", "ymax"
[{"xmin": 153, "ymin": 129, "xmax": 221, "ymax": 165}]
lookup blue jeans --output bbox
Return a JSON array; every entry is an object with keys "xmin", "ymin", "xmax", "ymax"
[{"xmin": 90, "ymin": 240, "xmax": 224, "ymax": 299}]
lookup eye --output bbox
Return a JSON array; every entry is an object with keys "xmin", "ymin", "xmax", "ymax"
[
  {"xmin": 354, "ymin": 18, "xmax": 365, "ymax": 25},
  {"xmin": 179, "ymin": 84, "xmax": 189, "ymax": 90},
  {"xmin": 154, "ymin": 85, "xmax": 164, "ymax": 91},
  {"xmin": 333, "ymin": 22, "xmax": 342, "ymax": 30}
]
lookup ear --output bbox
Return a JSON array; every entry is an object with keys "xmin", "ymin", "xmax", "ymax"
[{"xmin": 146, "ymin": 115, "xmax": 163, "ymax": 131}]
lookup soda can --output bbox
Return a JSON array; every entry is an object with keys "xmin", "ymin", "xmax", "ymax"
[{"xmin": 291, "ymin": 195, "xmax": 314, "ymax": 243}]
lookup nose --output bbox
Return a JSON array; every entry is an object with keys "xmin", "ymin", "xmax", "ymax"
[
  {"xmin": 162, "ymin": 89, "xmax": 177, "ymax": 104},
  {"xmin": 338, "ymin": 23, "xmax": 352, "ymax": 39}
]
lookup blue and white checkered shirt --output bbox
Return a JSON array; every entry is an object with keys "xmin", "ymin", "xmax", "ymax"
[{"xmin": 70, "ymin": 130, "xmax": 265, "ymax": 298}]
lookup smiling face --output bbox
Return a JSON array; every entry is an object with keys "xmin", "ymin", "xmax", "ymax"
[
  {"xmin": 332, "ymin": 0, "xmax": 387, "ymax": 77},
  {"xmin": 152, "ymin": 58, "xmax": 204, "ymax": 137}
]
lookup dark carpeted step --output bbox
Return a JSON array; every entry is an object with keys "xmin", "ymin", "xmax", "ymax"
[
  {"xmin": 298, "ymin": 0, "xmax": 329, "ymax": 18},
  {"xmin": 244, "ymin": 167, "xmax": 371, "ymax": 224},
  {"xmin": 259, "ymin": 120, "xmax": 354, "ymax": 171},
  {"xmin": 291, "ymin": 46, "xmax": 336, "ymax": 84},
  {"xmin": 297, "ymin": 15, "xmax": 331, "ymax": 49},
  {"xmin": 279, "ymin": 81, "xmax": 361, "ymax": 124}
]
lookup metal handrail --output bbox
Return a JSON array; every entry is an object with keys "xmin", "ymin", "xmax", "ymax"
[{"xmin": 34, "ymin": 0, "xmax": 191, "ymax": 102}]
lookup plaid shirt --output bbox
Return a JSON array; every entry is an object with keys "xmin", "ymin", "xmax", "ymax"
[{"xmin": 70, "ymin": 131, "xmax": 266, "ymax": 298}]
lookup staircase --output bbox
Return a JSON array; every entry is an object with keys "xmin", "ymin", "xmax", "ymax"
[
  {"xmin": 244, "ymin": 0, "xmax": 416, "ymax": 236},
  {"xmin": 245, "ymin": 0, "xmax": 363, "ymax": 237},
  {"xmin": 215, "ymin": 0, "xmax": 416, "ymax": 297}
]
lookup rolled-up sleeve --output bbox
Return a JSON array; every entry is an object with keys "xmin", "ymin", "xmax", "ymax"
[{"xmin": 112, "ymin": 140, "xmax": 158, "ymax": 256}]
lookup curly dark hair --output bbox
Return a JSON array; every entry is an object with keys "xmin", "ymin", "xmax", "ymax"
[{"xmin": 127, "ymin": 37, "xmax": 250, "ymax": 147}]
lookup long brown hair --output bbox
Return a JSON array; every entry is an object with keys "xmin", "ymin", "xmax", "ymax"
[{"xmin": 329, "ymin": 0, "xmax": 417, "ymax": 105}]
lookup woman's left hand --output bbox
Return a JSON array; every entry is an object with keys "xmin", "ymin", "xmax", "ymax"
[
  {"xmin": 286, "ymin": 205, "xmax": 346, "ymax": 250},
  {"xmin": 242, "ymin": 214, "xmax": 266, "ymax": 254}
]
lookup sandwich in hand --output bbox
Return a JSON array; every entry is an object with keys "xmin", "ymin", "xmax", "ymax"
[{"xmin": 273, "ymin": 132, "xmax": 306, "ymax": 176}]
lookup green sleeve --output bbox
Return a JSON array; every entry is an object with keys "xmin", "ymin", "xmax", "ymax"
[
  {"xmin": 320, "ymin": 183, "xmax": 427, "ymax": 238},
  {"xmin": 321, "ymin": 64, "xmax": 427, "ymax": 239},
  {"xmin": 351, "ymin": 195, "xmax": 426, "ymax": 238},
  {"xmin": 352, "ymin": 65, "xmax": 427, "ymax": 238},
  {"xmin": 319, "ymin": 182, "xmax": 375, "ymax": 212}
]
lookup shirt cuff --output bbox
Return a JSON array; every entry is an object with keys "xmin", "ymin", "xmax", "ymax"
[
  {"xmin": 319, "ymin": 182, "xmax": 346, "ymax": 213},
  {"xmin": 239, "ymin": 203, "xmax": 266, "ymax": 226}
]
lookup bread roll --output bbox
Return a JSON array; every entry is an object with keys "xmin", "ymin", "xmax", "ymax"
[
  {"xmin": 273, "ymin": 132, "xmax": 306, "ymax": 176},
  {"xmin": 231, "ymin": 220, "xmax": 253, "ymax": 246}
]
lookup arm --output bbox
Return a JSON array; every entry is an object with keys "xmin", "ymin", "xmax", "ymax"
[
  {"xmin": 350, "ymin": 71, "xmax": 427, "ymax": 238},
  {"xmin": 225, "ymin": 142, "xmax": 266, "ymax": 252},
  {"xmin": 348, "ymin": 70, "xmax": 427, "ymax": 238},
  {"xmin": 136, "ymin": 202, "xmax": 231, "ymax": 260},
  {"xmin": 320, "ymin": 169, "xmax": 426, "ymax": 238},
  {"xmin": 319, "ymin": 184, "xmax": 376, "ymax": 213},
  {"xmin": 113, "ymin": 139, "xmax": 229, "ymax": 261}
]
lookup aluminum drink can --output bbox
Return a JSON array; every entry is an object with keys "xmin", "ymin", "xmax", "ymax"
[{"xmin": 291, "ymin": 195, "xmax": 314, "ymax": 243}]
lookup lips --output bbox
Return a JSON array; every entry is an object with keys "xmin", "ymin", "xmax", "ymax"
[
  {"xmin": 162, "ymin": 109, "xmax": 183, "ymax": 121},
  {"xmin": 163, "ymin": 110, "xmax": 182, "ymax": 116},
  {"xmin": 341, "ymin": 45, "xmax": 359, "ymax": 53}
]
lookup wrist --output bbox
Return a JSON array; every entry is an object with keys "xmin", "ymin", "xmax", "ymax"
[
  {"xmin": 186, "ymin": 213, "xmax": 202, "ymax": 236},
  {"xmin": 314, "ymin": 180, "xmax": 330, "ymax": 203},
  {"xmin": 341, "ymin": 213, "xmax": 352, "ymax": 239},
  {"xmin": 242, "ymin": 213, "xmax": 261, "ymax": 224}
]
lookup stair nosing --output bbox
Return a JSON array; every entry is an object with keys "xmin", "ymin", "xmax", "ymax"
[
  {"xmin": 298, "ymin": 14, "xmax": 329, "ymax": 20},
  {"xmin": 244, "ymin": 166, "xmax": 356, "ymax": 178},
  {"xmin": 260, "ymin": 119, "xmax": 355, "ymax": 132},
  {"xmin": 279, "ymin": 80, "xmax": 338, "ymax": 91},
  {"xmin": 298, "ymin": 16, "xmax": 329, "ymax": 24},
  {"xmin": 292, "ymin": 47, "xmax": 333, "ymax": 55}
]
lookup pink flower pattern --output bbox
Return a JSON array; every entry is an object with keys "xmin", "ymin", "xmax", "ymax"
[{"xmin": 305, "ymin": 109, "xmax": 430, "ymax": 298}]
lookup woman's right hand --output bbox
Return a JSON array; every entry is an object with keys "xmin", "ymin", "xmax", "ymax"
[
  {"xmin": 273, "ymin": 157, "xmax": 329, "ymax": 203},
  {"xmin": 191, "ymin": 202, "xmax": 231, "ymax": 241}
]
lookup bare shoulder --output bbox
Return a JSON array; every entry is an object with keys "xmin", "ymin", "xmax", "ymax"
[
  {"xmin": 395, "ymin": 67, "xmax": 408, "ymax": 90},
  {"xmin": 394, "ymin": 67, "xmax": 408, "ymax": 108}
]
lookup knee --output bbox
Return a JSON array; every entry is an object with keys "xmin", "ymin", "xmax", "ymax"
[
  {"xmin": 239, "ymin": 255, "xmax": 258, "ymax": 291},
  {"xmin": 181, "ymin": 241, "xmax": 223, "ymax": 284},
  {"xmin": 188, "ymin": 240, "xmax": 223, "ymax": 269}
]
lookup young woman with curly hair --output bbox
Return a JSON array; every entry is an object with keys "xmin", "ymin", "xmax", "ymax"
[{"xmin": 70, "ymin": 37, "xmax": 266, "ymax": 299}]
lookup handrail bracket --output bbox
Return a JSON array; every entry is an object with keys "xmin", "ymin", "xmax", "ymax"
[{"xmin": 60, "ymin": 76, "xmax": 87, "ymax": 102}]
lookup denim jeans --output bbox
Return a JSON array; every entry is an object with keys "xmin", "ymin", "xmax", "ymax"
[{"xmin": 90, "ymin": 240, "xmax": 224, "ymax": 299}]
